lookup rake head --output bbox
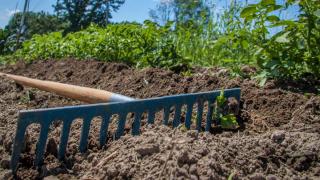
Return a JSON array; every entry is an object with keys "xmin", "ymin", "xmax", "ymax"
[{"xmin": 11, "ymin": 88, "xmax": 240, "ymax": 173}]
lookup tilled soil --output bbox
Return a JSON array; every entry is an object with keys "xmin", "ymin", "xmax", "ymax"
[{"xmin": 0, "ymin": 59, "xmax": 319, "ymax": 179}]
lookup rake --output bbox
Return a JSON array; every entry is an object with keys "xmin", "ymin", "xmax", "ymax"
[{"xmin": 0, "ymin": 73, "xmax": 240, "ymax": 173}]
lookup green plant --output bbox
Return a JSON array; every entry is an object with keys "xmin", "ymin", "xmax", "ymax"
[
  {"xmin": 0, "ymin": 29, "xmax": 9, "ymax": 55},
  {"xmin": 19, "ymin": 90, "xmax": 34, "ymax": 104},
  {"xmin": 54, "ymin": 0, "xmax": 125, "ymax": 32},
  {"xmin": 179, "ymin": 124, "xmax": 188, "ymax": 132},
  {"xmin": 220, "ymin": 114, "xmax": 239, "ymax": 130},
  {"xmin": 2, "ymin": 11, "xmax": 69, "ymax": 53},
  {"xmin": 228, "ymin": 171, "xmax": 237, "ymax": 180},
  {"xmin": 215, "ymin": 90, "xmax": 239, "ymax": 130},
  {"xmin": 6, "ymin": 0, "xmax": 319, "ymax": 83},
  {"xmin": 16, "ymin": 22, "xmax": 186, "ymax": 69},
  {"xmin": 180, "ymin": 70, "xmax": 193, "ymax": 77},
  {"xmin": 241, "ymin": 0, "xmax": 320, "ymax": 80}
]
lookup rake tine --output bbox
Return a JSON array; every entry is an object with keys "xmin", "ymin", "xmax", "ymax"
[
  {"xmin": 148, "ymin": 110, "xmax": 156, "ymax": 124},
  {"xmin": 11, "ymin": 119, "xmax": 29, "ymax": 173},
  {"xmin": 58, "ymin": 120, "xmax": 72, "ymax": 160},
  {"xmin": 132, "ymin": 111, "xmax": 142, "ymax": 136},
  {"xmin": 196, "ymin": 100, "xmax": 204, "ymax": 131},
  {"xmin": 35, "ymin": 124, "xmax": 50, "ymax": 166},
  {"xmin": 79, "ymin": 116, "xmax": 92, "ymax": 153},
  {"xmin": 99, "ymin": 114, "xmax": 111, "ymax": 147},
  {"xmin": 163, "ymin": 107, "xmax": 170, "ymax": 125},
  {"xmin": 173, "ymin": 105, "xmax": 182, "ymax": 128},
  {"xmin": 205, "ymin": 100, "xmax": 214, "ymax": 131},
  {"xmin": 185, "ymin": 103, "xmax": 193, "ymax": 130},
  {"xmin": 116, "ymin": 113, "xmax": 127, "ymax": 139}
]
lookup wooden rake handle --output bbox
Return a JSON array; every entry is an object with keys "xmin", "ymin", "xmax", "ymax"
[{"xmin": 0, "ymin": 72, "xmax": 134, "ymax": 103}]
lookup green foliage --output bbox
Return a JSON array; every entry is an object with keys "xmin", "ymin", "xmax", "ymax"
[
  {"xmin": 5, "ymin": 0, "xmax": 320, "ymax": 81},
  {"xmin": 0, "ymin": 29, "xmax": 9, "ymax": 55},
  {"xmin": 220, "ymin": 114, "xmax": 239, "ymax": 130},
  {"xmin": 149, "ymin": 0, "xmax": 211, "ymax": 27},
  {"xmin": 241, "ymin": 0, "xmax": 320, "ymax": 79},
  {"xmin": 1, "ymin": 11, "xmax": 68, "ymax": 54},
  {"xmin": 19, "ymin": 90, "xmax": 33, "ymax": 104},
  {"xmin": 6, "ymin": 11, "xmax": 68, "ymax": 40},
  {"xmin": 216, "ymin": 90, "xmax": 226, "ymax": 107},
  {"xmin": 0, "ymin": 55, "xmax": 18, "ymax": 65},
  {"xmin": 16, "ymin": 22, "xmax": 185, "ymax": 69},
  {"xmin": 54, "ymin": 0, "xmax": 125, "ymax": 32}
]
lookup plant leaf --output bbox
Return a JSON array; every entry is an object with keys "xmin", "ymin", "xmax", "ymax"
[
  {"xmin": 275, "ymin": 31, "xmax": 290, "ymax": 43},
  {"xmin": 221, "ymin": 114, "xmax": 239, "ymax": 129},
  {"xmin": 241, "ymin": 40, "xmax": 249, "ymax": 49},
  {"xmin": 314, "ymin": 9, "xmax": 320, "ymax": 18},
  {"xmin": 266, "ymin": 4, "xmax": 282, "ymax": 13},
  {"xmin": 259, "ymin": 77, "xmax": 267, "ymax": 86},
  {"xmin": 270, "ymin": 20, "xmax": 295, "ymax": 27},
  {"xmin": 240, "ymin": 6, "xmax": 257, "ymax": 19},
  {"xmin": 261, "ymin": 0, "xmax": 276, "ymax": 6},
  {"xmin": 266, "ymin": 15, "xmax": 280, "ymax": 22}
]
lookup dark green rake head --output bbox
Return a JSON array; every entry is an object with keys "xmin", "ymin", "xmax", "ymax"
[{"xmin": 11, "ymin": 88, "xmax": 241, "ymax": 173}]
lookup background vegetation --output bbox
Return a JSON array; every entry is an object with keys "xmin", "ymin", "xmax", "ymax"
[{"xmin": 0, "ymin": 0, "xmax": 319, "ymax": 82}]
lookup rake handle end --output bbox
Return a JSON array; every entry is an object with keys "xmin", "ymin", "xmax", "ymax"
[{"xmin": 1, "ymin": 73, "xmax": 134, "ymax": 103}]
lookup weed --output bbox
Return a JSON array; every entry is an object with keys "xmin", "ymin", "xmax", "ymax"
[
  {"xmin": 19, "ymin": 90, "xmax": 35, "ymax": 104},
  {"xmin": 179, "ymin": 124, "xmax": 188, "ymax": 132},
  {"xmin": 215, "ymin": 90, "xmax": 239, "ymax": 130}
]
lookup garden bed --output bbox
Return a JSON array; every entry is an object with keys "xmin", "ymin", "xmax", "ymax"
[{"xmin": 0, "ymin": 59, "xmax": 319, "ymax": 179}]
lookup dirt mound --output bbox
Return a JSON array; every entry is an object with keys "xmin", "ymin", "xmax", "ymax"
[{"xmin": 0, "ymin": 59, "xmax": 319, "ymax": 179}]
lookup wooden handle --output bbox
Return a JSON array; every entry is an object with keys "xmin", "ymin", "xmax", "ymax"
[{"xmin": 0, "ymin": 72, "xmax": 134, "ymax": 103}]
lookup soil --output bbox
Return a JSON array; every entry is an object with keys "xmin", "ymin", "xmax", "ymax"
[{"xmin": 0, "ymin": 59, "xmax": 319, "ymax": 179}]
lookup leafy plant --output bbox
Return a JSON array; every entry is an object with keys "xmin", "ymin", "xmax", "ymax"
[
  {"xmin": 1, "ymin": 11, "xmax": 69, "ymax": 53},
  {"xmin": 215, "ymin": 90, "xmax": 239, "ymax": 130},
  {"xmin": 0, "ymin": 29, "xmax": 9, "ymax": 55},
  {"xmin": 15, "ymin": 22, "xmax": 186, "ymax": 70},
  {"xmin": 220, "ymin": 114, "xmax": 239, "ymax": 130},
  {"xmin": 241, "ymin": 0, "xmax": 320, "ymax": 80},
  {"xmin": 3, "ymin": 0, "xmax": 319, "ymax": 82},
  {"xmin": 19, "ymin": 90, "xmax": 34, "ymax": 104}
]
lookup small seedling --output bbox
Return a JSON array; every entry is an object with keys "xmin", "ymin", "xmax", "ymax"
[
  {"xmin": 227, "ymin": 171, "xmax": 237, "ymax": 180},
  {"xmin": 180, "ymin": 70, "xmax": 193, "ymax": 77},
  {"xmin": 20, "ymin": 90, "xmax": 34, "ymax": 104},
  {"xmin": 179, "ymin": 124, "xmax": 188, "ymax": 132},
  {"xmin": 215, "ymin": 90, "xmax": 239, "ymax": 130},
  {"xmin": 191, "ymin": 112, "xmax": 197, "ymax": 125},
  {"xmin": 220, "ymin": 114, "xmax": 239, "ymax": 129},
  {"xmin": 216, "ymin": 90, "xmax": 226, "ymax": 107}
]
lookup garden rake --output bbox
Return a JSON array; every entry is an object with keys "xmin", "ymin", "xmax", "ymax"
[{"xmin": 0, "ymin": 73, "xmax": 241, "ymax": 173}]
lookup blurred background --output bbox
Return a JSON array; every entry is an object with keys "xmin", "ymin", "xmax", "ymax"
[{"xmin": 0, "ymin": 0, "xmax": 319, "ymax": 82}]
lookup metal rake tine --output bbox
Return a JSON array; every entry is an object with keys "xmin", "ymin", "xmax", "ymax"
[
  {"xmin": 132, "ymin": 111, "xmax": 143, "ymax": 136},
  {"xmin": 58, "ymin": 120, "xmax": 72, "ymax": 160},
  {"xmin": 173, "ymin": 104, "xmax": 182, "ymax": 128},
  {"xmin": 34, "ymin": 124, "xmax": 50, "ymax": 166},
  {"xmin": 205, "ymin": 100, "xmax": 214, "ymax": 131},
  {"xmin": 163, "ymin": 107, "xmax": 170, "ymax": 125},
  {"xmin": 11, "ymin": 118, "xmax": 29, "ymax": 173},
  {"xmin": 79, "ymin": 116, "xmax": 92, "ymax": 153},
  {"xmin": 116, "ymin": 112, "xmax": 128, "ymax": 139},
  {"xmin": 196, "ymin": 100, "xmax": 204, "ymax": 131},
  {"xmin": 99, "ymin": 114, "xmax": 111, "ymax": 147},
  {"xmin": 148, "ymin": 109, "xmax": 156, "ymax": 124},
  {"xmin": 185, "ymin": 103, "xmax": 193, "ymax": 129}
]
